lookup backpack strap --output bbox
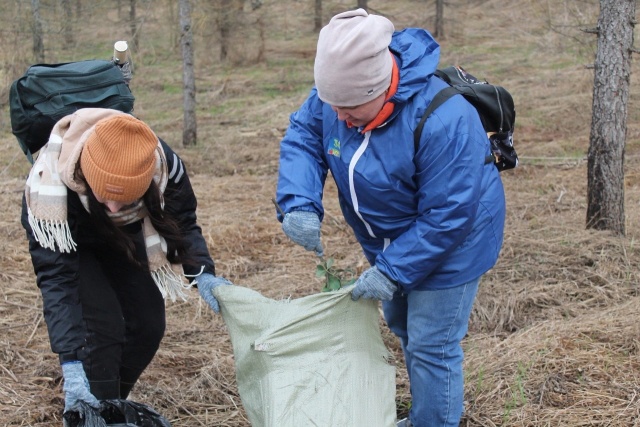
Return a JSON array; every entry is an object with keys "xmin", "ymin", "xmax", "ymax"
[
  {"xmin": 414, "ymin": 85, "xmax": 495, "ymax": 166},
  {"xmin": 413, "ymin": 86, "xmax": 459, "ymax": 153}
]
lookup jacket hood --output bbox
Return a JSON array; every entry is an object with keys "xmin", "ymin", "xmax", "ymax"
[{"xmin": 389, "ymin": 28, "xmax": 440, "ymax": 106}]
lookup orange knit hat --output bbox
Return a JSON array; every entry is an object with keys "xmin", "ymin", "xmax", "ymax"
[{"xmin": 80, "ymin": 114, "xmax": 158, "ymax": 202}]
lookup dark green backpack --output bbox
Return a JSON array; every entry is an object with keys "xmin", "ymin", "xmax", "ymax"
[{"xmin": 9, "ymin": 59, "xmax": 135, "ymax": 163}]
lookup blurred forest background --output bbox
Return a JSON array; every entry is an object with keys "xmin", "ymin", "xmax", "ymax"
[{"xmin": 0, "ymin": 0, "xmax": 639, "ymax": 426}]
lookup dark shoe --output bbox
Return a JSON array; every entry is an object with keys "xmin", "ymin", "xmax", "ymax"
[
  {"xmin": 119, "ymin": 365, "xmax": 143, "ymax": 399},
  {"xmin": 119, "ymin": 381, "xmax": 136, "ymax": 399},
  {"xmin": 89, "ymin": 379, "xmax": 120, "ymax": 400}
]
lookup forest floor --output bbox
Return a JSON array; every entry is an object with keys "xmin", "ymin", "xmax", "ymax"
[{"xmin": 0, "ymin": 0, "xmax": 639, "ymax": 426}]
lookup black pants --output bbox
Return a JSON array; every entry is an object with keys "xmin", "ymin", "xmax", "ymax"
[{"xmin": 77, "ymin": 229, "xmax": 166, "ymax": 400}]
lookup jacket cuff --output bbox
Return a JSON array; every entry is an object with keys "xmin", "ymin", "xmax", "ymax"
[{"xmin": 58, "ymin": 347, "xmax": 87, "ymax": 364}]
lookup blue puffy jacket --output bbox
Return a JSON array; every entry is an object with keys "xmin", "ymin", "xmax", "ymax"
[{"xmin": 276, "ymin": 28, "xmax": 505, "ymax": 292}]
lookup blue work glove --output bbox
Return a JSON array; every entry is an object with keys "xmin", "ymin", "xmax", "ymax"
[
  {"xmin": 61, "ymin": 361, "xmax": 100, "ymax": 412},
  {"xmin": 282, "ymin": 211, "xmax": 324, "ymax": 257},
  {"xmin": 351, "ymin": 266, "xmax": 397, "ymax": 301},
  {"xmin": 197, "ymin": 273, "xmax": 233, "ymax": 313}
]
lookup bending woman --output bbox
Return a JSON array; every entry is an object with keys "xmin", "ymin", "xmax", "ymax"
[{"xmin": 21, "ymin": 108, "xmax": 230, "ymax": 415}]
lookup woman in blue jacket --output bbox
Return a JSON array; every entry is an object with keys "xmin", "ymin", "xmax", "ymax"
[{"xmin": 275, "ymin": 9, "xmax": 505, "ymax": 427}]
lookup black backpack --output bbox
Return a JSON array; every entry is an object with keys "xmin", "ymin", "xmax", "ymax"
[
  {"xmin": 9, "ymin": 59, "xmax": 135, "ymax": 164},
  {"xmin": 414, "ymin": 65, "xmax": 518, "ymax": 172}
]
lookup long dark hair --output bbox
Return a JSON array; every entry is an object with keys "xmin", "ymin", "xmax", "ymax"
[{"xmin": 84, "ymin": 176, "xmax": 194, "ymax": 270}]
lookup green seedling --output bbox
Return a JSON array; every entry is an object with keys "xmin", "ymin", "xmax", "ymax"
[{"xmin": 316, "ymin": 257, "xmax": 356, "ymax": 292}]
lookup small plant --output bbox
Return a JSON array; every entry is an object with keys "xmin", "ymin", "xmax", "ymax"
[
  {"xmin": 316, "ymin": 257, "xmax": 356, "ymax": 292},
  {"xmin": 395, "ymin": 398, "xmax": 412, "ymax": 421},
  {"xmin": 268, "ymin": 199, "xmax": 357, "ymax": 293},
  {"xmin": 502, "ymin": 361, "xmax": 529, "ymax": 423}
]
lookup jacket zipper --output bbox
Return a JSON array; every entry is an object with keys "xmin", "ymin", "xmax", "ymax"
[{"xmin": 348, "ymin": 131, "xmax": 377, "ymax": 239}]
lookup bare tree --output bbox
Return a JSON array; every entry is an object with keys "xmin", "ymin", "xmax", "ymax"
[
  {"xmin": 256, "ymin": 14, "xmax": 265, "ymax": 63},
  {"xmin": 61, "ymin": 0, "xmax": 74, "ymax": 45},
  {"xmin": 179, "ymin": 0, "xmax": 197, "ymax": 147},
  {"xmin": 219, "ymin": 0, "xmax": 234, "ymax": 61},
  {"xmin": 357, "ymin": 0, "xmax": 367, "ymax": 11},
  {"xmin": 435, "ymin": 0, "xmax": 444, "ymax": 38},
  {"xmin": 30, "ymin": 0, "xmax": 45, "ymax": 62},
  {"xmin": 314, "ymin": 0, "xmax": 322, "ymax": 32},
  {"xmin": 586, "ymin": 0, "xmax": 636, "ymax": 235},
  {"xmin": 129, "ymin": 0, "xmax": 139, "ymax": 52},
  {"xmin": 216, "ymin": 0, "xmax": 248, "ymax": 62},
  {"xmin": 167, "ymin": 0, "xmax": 178, "ymax": 49}
]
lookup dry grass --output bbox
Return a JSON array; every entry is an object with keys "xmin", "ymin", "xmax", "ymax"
[{"xmin": 0, "ymin": 0, "xmax": 639, "ymax": 426}]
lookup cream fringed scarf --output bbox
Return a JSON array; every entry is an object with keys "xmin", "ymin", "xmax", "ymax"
[{"xmin": 25, "ymin": 108, "xmax": 191, "ymax": 301}]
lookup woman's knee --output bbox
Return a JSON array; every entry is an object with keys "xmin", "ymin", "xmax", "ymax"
[{"xmin": 130, "ymin": 315, "xmax": 165, "ymax": 347}]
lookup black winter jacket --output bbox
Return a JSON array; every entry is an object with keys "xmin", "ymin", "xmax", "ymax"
[{"xmin": 21, "ymin": 139, "xmax": 215, "ymax": 356}]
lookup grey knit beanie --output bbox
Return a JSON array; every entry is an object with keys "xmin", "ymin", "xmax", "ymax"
[{"xmin": 314, "ymin": 9, "xmax": 395, "ymax": 107}]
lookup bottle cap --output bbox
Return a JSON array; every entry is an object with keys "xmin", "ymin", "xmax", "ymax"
[{"xmin": 113, "ymin": 41, "xmax": 128, "ymax": 64}]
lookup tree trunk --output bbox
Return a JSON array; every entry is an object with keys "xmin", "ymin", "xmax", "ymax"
[
  {"xmin": 435, "ymin": 0, "xmax": 444, "ymax": 38},
  {"xmin": 30, "ymin": 0, "xmax": 45, "ymax": 62},
  {"xmin": 314, "ymin": 0, "xmax": 322, "ymax": 32},
  {"xmin": 256, "ymin": 14, "xmax": 265, "ymax": 63},
  {"xmin": 357, "ymin": 0, "xmax": 367, "ymax": 11},
  {"xmin": 61, "ymin": 0, "xmax": 74, "ymax": 45},
  {"xmin": 179, "ymin": 0, "xmax": 197, "ymax": 147},
  {"xmin": 168, "ymin": 0, "xmax": 178, "ymax": 49},
  {"xmin": 586, "ymin": 0, "xmax": 636, "ymax": 235},
  {"xmin": 129, "ymin": 0, "xmax": 139, "ymax": 52},
  {"xmin": 219, "ymin": 0, "xmax": 233, "ymax": 61}
]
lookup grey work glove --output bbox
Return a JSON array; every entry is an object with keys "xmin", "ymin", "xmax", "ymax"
[
  {"xmin": 61, "ymin": 361, "xmax": 100, "ymax": 413},
  {"xmin": 351, "ymin": 266, "xmax": 397, "ymax": 301},
  {"xmin": 282, "ymin": 211, "xmax": 324, "ymax": 257},
  {"xmin": 197, "ymin": 273, "xmax": 233, "ymax": 313}
]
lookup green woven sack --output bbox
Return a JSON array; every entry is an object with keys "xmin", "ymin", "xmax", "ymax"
[{"xmin": 215, "ymin": 285, "xmax": 397, "ymax": 427}]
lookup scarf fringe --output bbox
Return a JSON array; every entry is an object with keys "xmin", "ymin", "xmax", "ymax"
[
  {"xmin": 27, "ymin": 208, "xmax": 77, "ymax": 253},
  {"xmin": 151, "ymin": 264, "xmax": 192, "ymax": 302}
]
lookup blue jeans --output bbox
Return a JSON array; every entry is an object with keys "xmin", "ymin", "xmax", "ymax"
[{"xmin": 382, "ymin": 278, "xmax": 480, "ymax": 427}]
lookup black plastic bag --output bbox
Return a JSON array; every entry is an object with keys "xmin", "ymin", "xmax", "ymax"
[
  {"xmin": 63, "ymin": 399, "xmax": 171, "ymax": 427},
  {"xmin": 63, "ymin": 402, "xmax": 107, "ymax": 427},
  {"xmin": 101, "ymin": 400, "xmax": 172, "ymax": 427}
]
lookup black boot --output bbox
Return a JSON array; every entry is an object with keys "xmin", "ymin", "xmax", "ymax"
[
  {"xmin": 89, "ymin": 379, "xmax": 120, "ymax": 400},
  {"xmin": 119, "ymin": 381, "xmax": 136, "ymax": 399},
  {"xmin": 119, "ymin": 365, "xmax": 143, "ymax": 399}
]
